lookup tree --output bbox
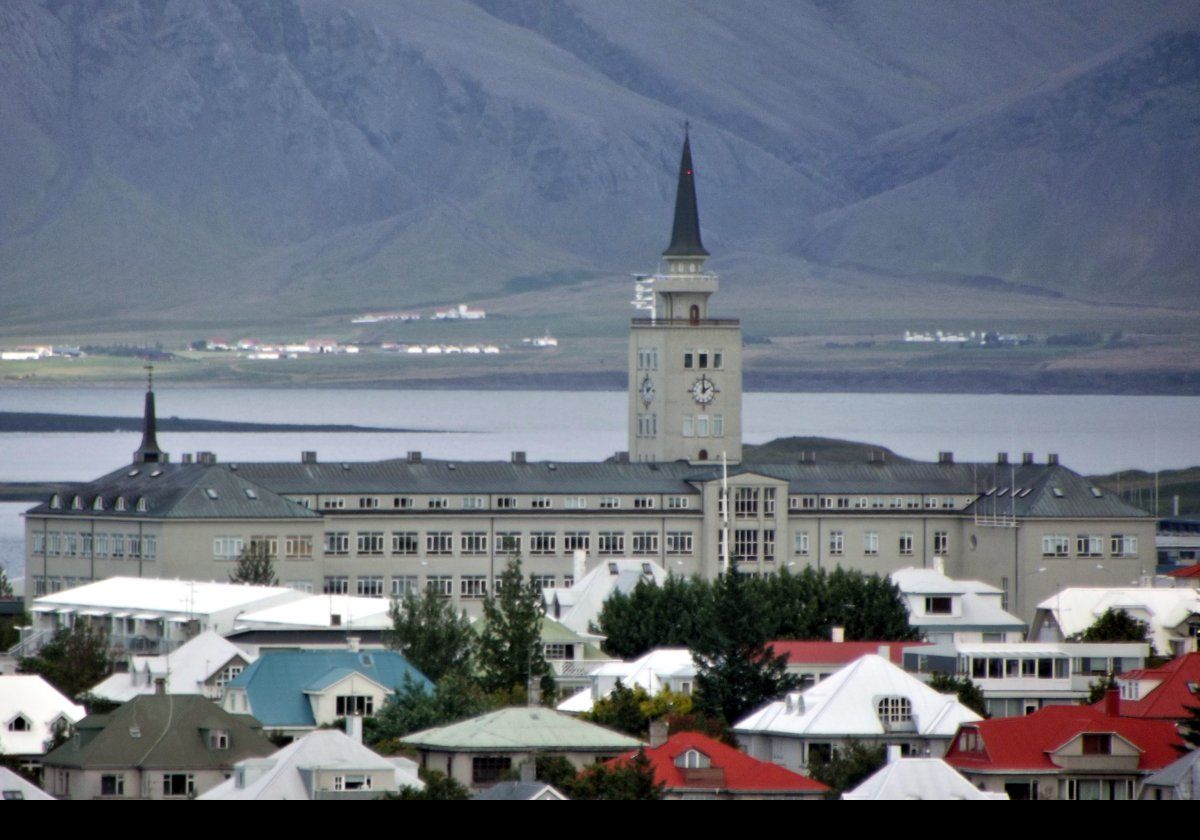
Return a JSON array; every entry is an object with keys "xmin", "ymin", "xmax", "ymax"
[
  {"xmin": 477, "ymin": 556, "xmax": 554, "ymax": 698},
  {"xmin": 1070, "ymin": 608, "xmax": 1154, "ymax": 650},
  {"xmin": 571, "ymin": 749, "xmax": 665, "ymax": 800},
  {"xmin": 807, "ymin": 740, "xmax": 887, "ymax": 798},
  {"xmin": 1178, "ymin": 702, "xmax": 1200, "ymax": 753},
  {"xmin": 228, "ymin": 542, "xmax": 278, "ymax": 586},
  {"xmin": 929, "ymin": 672, "xmax": 988, "ymax": 717},
  {"xmin": 366, "ymin": 672, "xmax": 490, "ymax": 746},
  {"xmin": 384, "ymin": 587, "xmax": 475, "ymax": 683},
  {"xmin": 691, "ymin": 572, "xmax": 798, "ymax": 725},
  {"xmin": 18, "ymin": 622, "xmax": 112, "ymax": 700},
  {"xmin": 1085, "ymin": 672, "xmax": 1118, "ymax": 706},
  {"xmin": 595, "ymin": 575, "xmax": 708, "ymax": 658},
  {"xmin": 586, "ymin": 680, "xmax": 652, "ymax": 736},
  {"xmin": 391, "ymin": 769, "xmax": 471, "ymax": 800},
  {"xmin": 0, "ymin": 567, "xmax": 13, "ymax": 598}
]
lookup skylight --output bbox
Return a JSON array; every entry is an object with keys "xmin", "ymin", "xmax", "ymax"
[{"xmin": 205, "ymin": 488, "xmax": 219, "ymax": 500}]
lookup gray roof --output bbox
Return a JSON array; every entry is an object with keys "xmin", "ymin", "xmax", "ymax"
[
  {"xmin": 25, "ymin": 463, "xmax": 317, "ymax": 520},
  {"xmin": 960, "ymin": 464, "xmax": 1149, "ymax": 520},
  {"xmin": 473, "ymin": 780, "xmax": 568, "ymax": 800},
  {"xmin": 403, "ymin": 707, "xmax": 641, "ymax": 752},
  {"xmin": 1142, "ymin": 747, "xmax": 1200, "ymax": 788}
]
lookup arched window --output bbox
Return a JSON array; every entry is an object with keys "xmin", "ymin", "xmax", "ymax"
[
  {"xmin": 136, "ymin": 497, "xmax": 148, "ymax": 513},
  {"xmin": 876, "ymin": 696, "xmax": 913, "ymax": 725},
  {"xmin": 114, "ymin": 497, "xmax": 127, "ymax": 512},
  {"xmin": 93, "ymin": 496, "xmax": 105, "ymax": 511},
  {"xmin": 7, "ymin": 715, "xmax": 30, "ymax": 732},
  {"xmin": 689, "ymin": 304, "xmax": 700, "ymax": 324},
  {"xmin": 698, "ymin": 449, "xmax": 708, "ymax": 461},
  {"xmin": 71, "ymin": 495, "xmax": 82, "ymax": 510},
  {"xmin": 50, "ymin": 494, "xmax": 61, "ymax": 510}
]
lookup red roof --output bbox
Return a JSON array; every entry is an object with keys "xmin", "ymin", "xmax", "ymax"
[
  {"xmin": 1167, "ymin": 564, "xmax": 1200, "ymax": 578},
  {"xmin": 768, "ymin": 640, "xmax": 924, "ymax": 667},
  {"xmin": 610, "ymin": 732, "xmax": 828, "ymax": 794},
  {"xmin": 1112, "ymin": 653, "xmax": 1200, "ymax": 720},
  {"xmin": 944, "ymin": 704, "xmax": 1184, "ymax": 773}
]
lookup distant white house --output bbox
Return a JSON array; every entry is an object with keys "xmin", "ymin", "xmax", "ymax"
[
  {"xmin": 1030, "ymin": 587, "xmax": 1200, "ymax": 657},
  {"xmin": 843, "ymin": 749, "xmax": 1008, "ymax": 800},
  {"xmin": 543, "ymin": 555, "xmax": 667, "ymax": 636},
  {"xmin": 891, "ymin": 566, "xmax": 1026, "ymax": 644},
  {"xmin": 432, "ymin": 303, "xmax": 486, "ymax": 320},
  {"xmin": 0, "ymin": 676, "xmax": 86, "ymax": 767},
  {"xmin": 734, "ymin": 654, "xmax": 982, "ymax": 773},
  {"xmin": 558, "ymin": 648, "xmax": 695, "ymax": 715},
  {"xmin": 90, "ymin": 631, "xmax": 256, "ymax": 703},
  {"xmin": 200, "ymin": 721, "xmax": 422, "ymax": 800},
  {"xmin": 0, "ymin": 766, "xmax": 56, "ymax": 800}
]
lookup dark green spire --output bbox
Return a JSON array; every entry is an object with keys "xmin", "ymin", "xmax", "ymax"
[
  {"xmin": 133, "ymin": 365, "xmax": 166, "ymax": 464},
  {"xmin": 663, "ymin": 129, "xmax": 709, "ymax": 258}
]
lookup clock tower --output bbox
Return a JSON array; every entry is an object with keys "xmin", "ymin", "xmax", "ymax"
[{"xmin": 628, "ymin": 132, "xmax": 742, "ymax": 464}]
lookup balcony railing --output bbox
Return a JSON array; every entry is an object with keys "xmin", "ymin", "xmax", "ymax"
[{"xmin": 630, "ymin": 318, "xmax": 741, "ymax": 327}]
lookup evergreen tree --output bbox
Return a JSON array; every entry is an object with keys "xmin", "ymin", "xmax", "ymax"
[
  {"xmin": 384, "ymin": 587, "xmax": 475, "ymax": 683},
  {"xmin": 808, "ymin": 740, "xmax": 886, "ymax": 798},
  {"xmin": 585, "ymin": 680, "xmax": 652, "ymax": 736},
  {"xmin": 929, "ymin": 672, "xmax": 988, "ymax": 717},
  {"xmin": 1085, "ymin": 673, "xmax": 1118, "ymax": 706},
  {"xmin": 0, "ymin": 567, "xmax": 13, "ymax": 598},
  {"xmin": 1070, "ymin": 608, "xmax": 1153, "ymax": 645},
  {"xmin": 392, "ymin": 769, "xmax": 471, "ymax": 800},
  {"xmin": 18, "ymin": 622, "xmax": 111, "ymax": 700},
  {"xmin": 571, "ymin": 749, "xmax": 665, "ymax": 800},
  {"xmin": 367, "ymin": 671, "xmax": 490, "ymax": 746},
  {"xmin": 691, "ymin": 572, "xmax": 798, "ymax": 725},
  {"xmin": 594, "ymin": 575, "xmax": 707, "ymax": 658},
  {"xmin": 1178, "ymin": 701, "xmax": 1200, "ymax": 753},
  {"xmin": 477, "ymin": 556, "xmax": 554, "ymax": 698},
  {"xmin": 228, "ymin": 542, "xmax": 278, "ymax": 586}
]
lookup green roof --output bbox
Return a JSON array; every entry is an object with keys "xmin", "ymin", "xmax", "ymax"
[
  {"xmin": 402, "ymin": 707, "xmax": 641, "ymax": 752},
  {"xmin": 43, "ymin": 695, "xmax": 275, "ymax": 770}
]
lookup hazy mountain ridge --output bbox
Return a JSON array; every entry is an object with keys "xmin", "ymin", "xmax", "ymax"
[{"xmin": 0, "ymin": 0, "xmax": 1196, "ymax": 331}]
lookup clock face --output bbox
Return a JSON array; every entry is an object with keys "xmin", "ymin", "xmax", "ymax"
[
  {"xmin": 691, "ymin": 375, "xmax": 717, "ymax": 405},
  {"xmin": 639, "ymin": 375, "xmax": 655, "ymax": 406}
]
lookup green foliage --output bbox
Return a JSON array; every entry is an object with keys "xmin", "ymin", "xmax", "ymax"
[
  {"xmin": 392, "ymin": 769, "xmax": 471, "ymax": 800},
  {"xmin": 228, "ymin": 543, "xmax": 278, "ymax": 586},
  {"xmin": 477, "ymin": 556, "xmax": 554, "ymax": 698},
  {"xmin": 1070, "ymin": 608, "xmax": 1153, "ymax": 647},
  {"xmin": 76, "ymin": 692, "xmax": 120, "ymax": 716},
  {"xmin": 0, "ymin": 568, "xmax": 13, "ymax": 598},
  {"xmin": 0, "ymin": 608, "xmax": 29, "ymax": 651},
  {"xmin": 929, "ymin": 672, "xmax": 988, "ymax": 717},
  {"xmin": 808, "ymin": 740, "xmax": 887, "ymax": 798},
  {"xmin": 530, "ymin": 753, "xmax": 579, "ymax": 794},
  {"xmin": 691, "ymin": 572, "xmax": 799, "ymax": 725},
  {"xmin": 366, "ymin": 672, "xmax": 491, "ymax": 745},
  {"xmin": 586, "ymin": 681, "xmax": 652, "ymax": 736},
  {"xmin": 18, "ymin": 622, "xmax": 112, "ymax": 700},
  {"xmin": 1085, "ymin": 673, "xmax": 1118, "ymax": 706},
  {"xmin": 570, "ymin": 749, "xmax": 665, "ymax": 800},
  {"xmin": 1179, "ymin": 701, "xmax": 1200, "ymax": 753},
  {"xmin": 596, "ymin": 567, "xmax": 917, "ymax": 659},
  {"xmin": 384, "ymin": 587, "xmax": 475, "ymax": 683}
]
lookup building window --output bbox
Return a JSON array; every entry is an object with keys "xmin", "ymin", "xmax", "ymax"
[
  {"xmin": 496, "ymin": 532, "xmax": 522, "ymax": 554},
  {"xmin": 426, "ymin": 576, "xmax": 453, "ymax": 597},
  {"xmin": 564, "ymin": 532, "xmax": 590, "ymax": 552},
  {"xmin": 599, "ymin": 496, "xmax": 620, "ymax": 509},
  {"xmin": 637, "ymin": 347, "xmax": 658, "ymax": 370},
  {"xmin": 933, "ymin": 530, "xmax": 949, "ymax": 554},
  {"xmin": 391, "ymin": 576, "xmax": 419, "ymax": 598},
  {"xmin": 564, "ymin": 496, "xmax": 587, "ymax": 509},
  {"xmin": 392, "ymin": 532, "xmax": 419, "ymax": 555},
  {"xmin": 632, "ymin": 532, "xmax": 659, "ymax": 555},
  {"xmin": 461, "ymin": 532, "xmax": 488, "ymax": 555},
  {"xmin": 333, "ymin": 774, "xmax": 372, "ymax": 792},
  {"xmin": 358, "ymin": 497, "xmax": 379, "ymax": 509},
  {"xmin": 531, "ymin": 496, "xmax": 552, "ymax": 509},
  {"xmin": 531, "ymin": 574, "xmax": 556, "ymax": 589},
  {"xmin": 683, "ymin": 350, "xmax": 694, "ymax": 369},
  {"xmin": 1110, "ymin": 534, "xmax": 1138, "ymax": 557},
  {"xmin": 876, "ymin": 696, "xmax": 913, "ymax": 725},
  {"xmin": 215, "ymin": 666, "xmax": 243, "ymax": 691},
  {"xmin": 1081, "ymin": 733, "xmax": 1112, "ymax": 755},
  {"xmin": 323, "ymin": 576, "xmax": 349, "ymax": 595},
  {"xmin": 463, "ymin": 496, "xmax": 485, "ymax": 509},
  {"xmin": 496, "ymin": 496, "xmax": 517, "ymax": 509},
  {"xmin": 794, "ymin": 531, "xmax": 809, "ymax": 555},
  {"xmin": 357, "ymin": 576, "xmax": 385, "ymax": 597},
  {"xmin": 734, "ymin": 529, "xmax": 759, "ymax": 561},
  {"xmin": 633, "ymin": 496, "xmax": 655, "ymax": 509},
  {"xmin": 336, "ymin": 695, "xmax": 375, "ymax": 717},
  {"xmin": 208, "ymin": 730, "xmax": 229, "ymax": 750},
  {"xmin": 394, "ymin": 496, "xmax": 413, "ymax": 509},
  {"xmin": 925, "ymin": 596, "xmax": 953, "ymax": 615},
  {"xmin": 1076, "ymin": 534, "xmax": 1104, "ymax": 557},
  {"xmin": 898, "ymin": 532, "xmax": 914, "ymax": 556},
  {"xmin": 321, "ymin": 497, "xmax": 345, "ymax": 510},
  {"xmin": 863, "ymin": 531, "xmax": 879, "ymax": 555},
  {"xmin": 682, "ymin": 416, "xmax": 694, "ymax": 437},
  {"xmin": 460, "ymin": 575, "xmax": 488, "ymax": 599},
  {"xmin": 427, "ymin": 497, "xmax": 448, "ymax": 509},
  {"xmin": 829, "ymin": 531, "xmax": 844, "ymax": 555},
  {"xmin": 472, "ymin": 756, "xmax": 512, "ymax": 785},
  {"xmin": 1042, "ymin": 535, "xmax": 1070, "ymax": 557},
  {"xmin": 356, "ymin": 532, "xmax": 384, "ymax": 556},
  {"xmin": 323, "ymin": 532, "xmax": 350, "ymax": 556},
  {"xmin": 213, "ymin": 536, "xmax": 244, "ymax": 561},
  {"xmin": 667, "ymin": 496, "xmax": 689, "ymax": 509},
  {"xmin": 426, "ymin": 532, "xmax": 453, "ymax": 555},
  {"xmin": 162, "ymin": 774, "xmax": 195, "ymax": 797},
  {"xmin": 530, "ymin": 532, "xmax": 557, "ymax": 555},
  {"xmin": 762, "ymin": 529, "xmax": 775, "ymax": 562},
  {"xmin": 285, "ymin": 535, "xmax": 313, "ymax": 560},
  {"xmin": 100, "ymin": 774, "xmax": 125, "ymax": 797},
  {"xmin": 666, "ymin": 532, "xmax": 693, "ymax": 555},
  {"xmin": 734, "ymin": 487, "xmax": 759, "ymax": 518},
  {"xmin": 598, "ymin": 532, "xmax": 625, "ymax": 555}
]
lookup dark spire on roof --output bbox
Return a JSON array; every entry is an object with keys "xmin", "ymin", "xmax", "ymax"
[
  {"xmin": 663, "ymin": 126, "xmax": 709, "ymax": 259},
  {"xmin": 133, "ymin": 364, "xmax": 166, "ymax": 464}
]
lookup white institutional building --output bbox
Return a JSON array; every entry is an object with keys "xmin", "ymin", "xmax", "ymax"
[{"xmin": 21, "ymin": 135, "xmax": 1154, "ymax": 626}]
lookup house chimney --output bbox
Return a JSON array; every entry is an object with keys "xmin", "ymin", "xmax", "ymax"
[
  {"xmin": 1022, "ymin": 452, "xmax": 1034, "ymax": 466},
  {"xmin": 182, "ymin": 453, "xmax": 193, "ymax": 464},
  {"xmin": 831, "ymin": 626, "xmax": 846, "ymax": 644},
  {"xmin": 887, "ymin": 744, "xmax": 904, "ymax": 764},
  {"xmin": 520, "ymin": 762, "xmax": 536, "ymax": 783},
  {"xmin": 1105, "ymin": 687, "xmax": 1121, "ymax": 717},
  {"xmin": 407, "ymin": 451, "xmax": 422, "ymax": 464},
  {"xmin": 649, "ymin": 719, "xmax": 669, "ymax": 749},
  {"xmin": 511, "ymin": 451, "xmax": 527, "ymax": 464},
  {"xmin": 933, "ymin": 556, "xmax": 946, "ymax": 575},
  {"xmin": 1047, "ymin": 453, "xmax": 1059, "ymax": 466},
  {"xmin": 347, "ymin": 635, "xmax": 360, "ymax": 652},
  {"xmin": 614, "ymin": 451, "xmax": 630, "ymax": 464},
  {"xmin": 301, "ymin": 451, "xmax": 317, "ymax": 464},
  {"xmin": 330, "ymin": 613, "xmax": 342, "ymax": 627},
  {"xmin": 878, "ymin": 644, "xmax": 891, "ymax": 660},
  {"xmin": 345, "ymin": 714, "xmax": 363, "ymax": 744},
  {"xmin": 154, "ymin": 677, "xmax": 166, "ymax": 695},
  {"xmin": 937, "ymin": 451, "xmax": 954, "ymax": 465},
  {"xmin": 573, "ymin": 550, "xmax": 587, "ymax": 584},
  {"xmin": 997, "ymin": 452, "xmax": 1008, "ymax": 465},
  {"xmin": 527, "ymin": 679, "xmax": 541, "ymax": 708}
]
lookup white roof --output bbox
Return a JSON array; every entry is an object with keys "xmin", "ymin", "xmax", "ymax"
[
  {"xmin": 556, "ymin": 647, "xmax": 694, "ymax": 714},
  {"xmin": 0, "ymin": 676, "xmax": 86, "ymax": 756},
  {"xmin": 843, "ymin": 758, "xmax": 1008, "ymax": 800},
  {"xmin": 235, "ymin": 594, "xmax": 392, "ymax": 630},
  {"xmin": 891, "ymin": 568, "xmax": 987, "ymax": 595},
  {"xmin": 33, "ymin": 577, "xmax": 301, "ymax": 618},
  {"xmin": 1037, "ymin": 588, "xmax": 1200, "ymax": 652},
  {"xmin": 198, "ymin": 729, "xmax": 422, "ymax": 800},
  {"xmin": 891, "ymin": 567, "xmax": 1024, "ymax": 630},
  {"xmin": 0, "ymin": 766, "xmax": 56, "ymax": 800},
  {"xmin": 90, "ymin": 631, "xmax": 255, "ymax": 703},
  {"xmin": 733, "ymin": 655, "xmax": 981, "ymax": 739},
  {"xmin": 543, "ymin": 559, "xmax": 666, "ymax": 635}
]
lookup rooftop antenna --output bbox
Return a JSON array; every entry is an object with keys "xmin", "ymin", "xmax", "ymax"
[{"xmin": 144, "ymin": 363, "xmax": 154, "ymax": 391}]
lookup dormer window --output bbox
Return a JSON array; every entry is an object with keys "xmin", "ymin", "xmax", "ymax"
[
  {"xmin": 7, "ymin": 714, "xmax": 30, "ymax": 732},
  {"xmin": 208, "ymin": 730, "xmax": 229, "ymax": 750},
  {"xmin": 876, "ymin": 696, "xmax": 913, "ymax": 725},
  {"xmin": 674, "ymin": 749, "xmax": 711, "ymax": 769},
  {"xmin": 71, "ymin": 495, "xmax": 82, "ymax": 510},
  {"xmin": 114, "ymin": 497, "xmax": 127, "ymax": 512},
  {"xmin": 50, "ymin": 494, "xmax": 61, "ymax": 509},
  {"xmin": 136, "ymin": 497, "xmax": 148, "ymax": 512},
  {"xmin": 924, "ymin": 596, "xmax": 953, "ymax": 615},
  {"xmin": 93, "ymin": 496, "xmax": 105, "ymax": 511},
  {"xmin": 1081, "ymin": 733, "xmax": 1112, "ymax": 755}
]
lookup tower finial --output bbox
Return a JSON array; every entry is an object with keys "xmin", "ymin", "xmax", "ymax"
[
  {"xmin": 663, "ymin": 129, "xmax": 709, "ymax": 259},
  {"xmin": 145, "ymin": 363, "xmax": 154, "ymax": 392},
  {"xmin": 133, "ymin": 364, "xmax": 166, "ymax": 464}
]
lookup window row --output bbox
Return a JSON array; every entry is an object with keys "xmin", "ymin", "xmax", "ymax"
[
  {"xmin": 318, "ymin": 572, "xmax": 574, "ymax": 599},
  {"xmin": 681, "ymin": 414, "xmax": 724, "ymax": 438},
  {"xmin": 788, "ymin": 496, "xmax": 959, "ymax": 512},
  {"xmin": 314, "ymin": 493, "xmax": 694, "ymax": 511},
  {"xmin": 319, "ymin": 529, "xmax": 697, "ymax": 557},
  {"xmin": 1042, "ymin": 534, "xmax": 1138, "ymax": 558},
  {"xmin": 682, "ymin": 349, "xmax": 724, "ymax": 370},
  {"xmin": 32, "ymin": 532, "xmax": 157, "ymax": 560}
]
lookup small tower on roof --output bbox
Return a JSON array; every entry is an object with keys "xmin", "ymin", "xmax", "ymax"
[{"xmin": 133, "ymin": 364, "xmax": 167, "ymax": 464}]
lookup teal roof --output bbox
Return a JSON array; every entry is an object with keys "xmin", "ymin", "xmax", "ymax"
[{"xmin": 228, "ymin": 650, "xmax": 430, "ymax": 728}]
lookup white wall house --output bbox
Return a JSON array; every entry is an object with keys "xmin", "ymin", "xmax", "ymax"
[
  {"xmin": 891, "ymin": 566, "xmax": 1026, "ymax": 644},
  {"xmin": 1030, "ymin": 587, "xmax": 1200, "ymax": 657},
  {"xmin": 0, "ymin": 676, "xmax": 86, "ymax": 767}
]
